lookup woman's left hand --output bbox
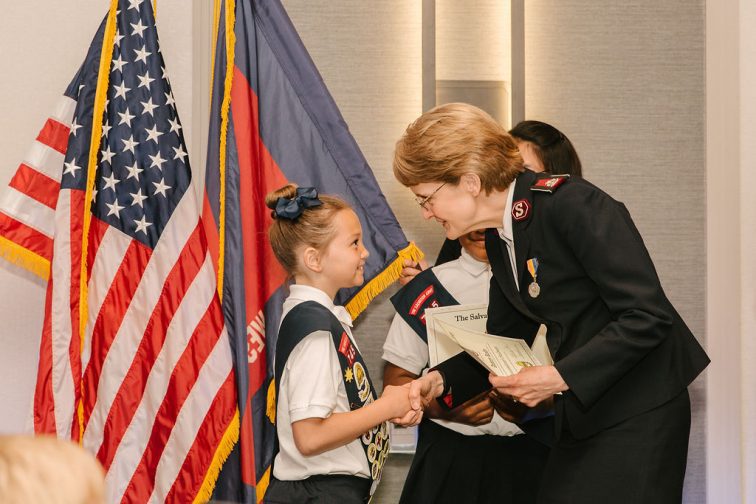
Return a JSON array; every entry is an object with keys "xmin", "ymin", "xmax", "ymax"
[
  {"xmin": 398, "ymin": 258, "xmax": 429, "ymax": 286},
  {"xmin": 488, "ymin": 366, "xmax": 568, "ymax": 407}
]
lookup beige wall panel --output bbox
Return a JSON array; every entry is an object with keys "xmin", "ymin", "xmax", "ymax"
[
  {"xmin": 281, "ymin": 1, "xmax": 425, "ymax": 254},
  {"xmin": 436, "ymin": 0, "xmax": 511, "ymax": 82},
  {"xmin": 525, "ymin": 1, "xmax": 705, "ymax": 501}
]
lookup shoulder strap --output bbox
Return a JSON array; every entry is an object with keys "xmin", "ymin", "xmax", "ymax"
[
  {"xmin": 274, "ymin": 301, "xmax": 335, "ymax": 397},
  {"xmin": 389, "ymin": 268, "xmax": 459, "ymax": 342},
  {"xmin": 273, "ymin": 300, "xmax": 389, "ymax": 490}
]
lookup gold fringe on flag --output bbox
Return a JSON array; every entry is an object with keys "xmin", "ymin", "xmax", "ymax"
[
  {"xmin": 194, "ymin": 408, "xmax": 241, "ymax": 504},
  {"xmin": 345, "ymin": 242, "xmax": 424, "ymax": 320},
  {"xmin": 0, "ymin": 237, "xmax": 50, "ymax": 281},
  {"xmin": 256, "ymin": 467, "xmax": 272, "ymax": 503},
  {"xmin": 77, "ymin": 0, "xmax": 119, "ymax": 443},
  {"xmin": 214, "ymin": 0, "xmax": 236, "ymax": 301},
  {"xmin": 195, "ymin": 2, "xmax": 240, "ymax": 501}
]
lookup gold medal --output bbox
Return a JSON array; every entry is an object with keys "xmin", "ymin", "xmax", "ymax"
[
  {"xmin": 528, "ymin": 281, "xmax": 540, "ymax": 298},
  {"xmin": 526, "ymin": 258, "xmax": 540, "ymax": 298}
]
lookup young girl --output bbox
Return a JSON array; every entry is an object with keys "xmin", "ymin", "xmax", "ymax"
[{"xmin": 264, "ymin": 184, "xmax": 415, "ymax": 503}]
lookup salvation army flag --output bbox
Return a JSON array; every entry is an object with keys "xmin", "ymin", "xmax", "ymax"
[
  {"xmin": 0, "ymin": 1, "xmax": 237, "ymax": 501},
  {"xmin": 203, "ymin": 1, "xmax": 423, "ymax": 502}
]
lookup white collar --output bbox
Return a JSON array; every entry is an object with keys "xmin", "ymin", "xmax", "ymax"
[
  {"xmin": 498, "ymin": 178, "xmax": 517, "ymax": 242},
  {"xmin": 458, "ymin": 248, "xmax": 490, "ymax": 277},
  {"xmin": 288, "ymin": 284, "xmax": 353, "ymax": 327}
]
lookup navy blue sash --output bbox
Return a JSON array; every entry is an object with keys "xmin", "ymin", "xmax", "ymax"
[
  {"xmin": 390, "ymin": 268, "xmax": 459, "ymax": 343},
  {"xmin": 274, "ymin": 301, "xmax": 389, "ymax": 489}
]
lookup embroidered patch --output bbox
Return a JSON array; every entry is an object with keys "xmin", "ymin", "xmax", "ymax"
[
  {"xmin": 512, "ymin": 199, "xmax": 531, "ymax": 221},
  {"xmin": 531, "ymin": 174, "xmax": 570, "ymax": 193},
  {"xmin": 338, "ymin": 332, "xmax": 357, "ymax": 366},
  {"xmin": 410, "ymin": 285, "xmax": 435, "ymax": 316}
]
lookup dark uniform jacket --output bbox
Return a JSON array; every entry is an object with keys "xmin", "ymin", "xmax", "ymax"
[{"xmin": 437, "ymin": 169, "xmax": 709, "ymax": 440}]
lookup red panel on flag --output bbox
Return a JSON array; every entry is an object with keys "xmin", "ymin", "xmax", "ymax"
[
  {"xmin": 36, "ymin": 118, "xmax": 70, "ymax": 155},
  {"xmin": 9, "ymin": 164, "xmax": 60, "ymax": 209},
  {"xmin": 33, "ymin": 281, "xmax": 57, "ymax": 435},
  {"xmin": 0, "ymin": 211, "xmax": 53, "ymax": 260}
]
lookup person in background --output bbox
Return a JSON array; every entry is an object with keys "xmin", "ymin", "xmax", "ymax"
[
  {"xmin": 399, "ymin": 119, "xmax": 583, "ymax": 282},
  {"xmin": 396, "ymin": 103, "xmax": 709, "ymax": 503},
  {"xmin": 263, "ymin": 185, "xmax": 418, "ymax": 504},
  {"xmin": 383, "ymin": 229, "xmax": 550, "ymax": 503},
  {"xmin": 510, "ymin": 120, "xmax": 582, "ymax": 177},
  {"xmin": 0, "ymin": 434, "xmax": 105, "ymax": 504}
]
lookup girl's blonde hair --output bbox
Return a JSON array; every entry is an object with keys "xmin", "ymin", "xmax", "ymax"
[
  {"xmin": 393, "ymin": 102, "xmax": 524, "ymax": 193},
  {"xmin": 265, "ymin": 184, "xmax": 350, "ymax": 275},
  {"xmin": 0, "ymin": 435, "xmax": 105, "ymax": 504}
]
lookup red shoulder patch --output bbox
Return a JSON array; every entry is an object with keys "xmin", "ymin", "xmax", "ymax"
[
  {"xmin": 512, "ymin": 199, "xmax": 531, "ymax": 222},
  {"xmin": 410, "ymin": 285, "xmax": 435, "ymax": 316},
  {"xmin": 531, "ymin": 174, "xmax": 570, "ymax": 193}
]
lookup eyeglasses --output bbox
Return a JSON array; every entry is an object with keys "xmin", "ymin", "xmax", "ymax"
[{"xmin": 414, "ymin": 182, "xmax": 447, "ymax": 210}]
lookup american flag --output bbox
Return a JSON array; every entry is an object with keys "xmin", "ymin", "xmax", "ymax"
[{"xmin": 0, "ymin": 1, "xmax": 237, "ymax": 502}]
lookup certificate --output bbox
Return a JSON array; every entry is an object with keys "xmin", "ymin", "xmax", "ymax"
[{"xmin": 426, "ymin": 304, "xmax": 552, "ymax": 376}]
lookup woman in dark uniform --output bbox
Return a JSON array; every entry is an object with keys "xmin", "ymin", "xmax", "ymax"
[{"xmin": 395, "ymin": 103, "xmax": 709, "ymax": 503}]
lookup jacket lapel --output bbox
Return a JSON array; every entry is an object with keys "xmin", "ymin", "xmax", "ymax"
[
  {"xmin": 485, "ymin": 228, "xmax": 543, "ymax": 324},
  {"xmin": 511, "ymin": 171, "xmax": 536, "ymax": 286}
]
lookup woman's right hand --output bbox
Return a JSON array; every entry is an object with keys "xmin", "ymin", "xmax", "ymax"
[{"xmin": 380, "ymin": 384, "xmax": 414, "ymax": 421}]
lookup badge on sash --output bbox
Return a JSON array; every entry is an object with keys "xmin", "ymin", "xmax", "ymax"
[{"xmin": 526, "ymin": 258, "xmax": 540, "ymax": 298}]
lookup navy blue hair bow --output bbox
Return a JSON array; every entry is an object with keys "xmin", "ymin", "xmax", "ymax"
[{"xmin": 274, "ymin": 187, "xmax": 323, "ymax": 220}]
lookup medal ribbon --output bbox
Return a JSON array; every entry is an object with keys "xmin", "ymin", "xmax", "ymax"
[{"xmin": 527, "ymin": 258, "xmax": 539, "ymax": 282}]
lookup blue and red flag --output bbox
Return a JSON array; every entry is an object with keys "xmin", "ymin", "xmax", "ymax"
[{"xmin": 202, "ymin": 1, "xmax": 422, "ymax": 501}]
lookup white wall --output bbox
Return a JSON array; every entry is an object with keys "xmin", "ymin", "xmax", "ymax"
[
  {"xmin": 706, "ymin": 0, "xmax": 756, "ymax": 502},
  {"xmin": 0, "ymin": 1, "xmax": 206, "ymax": 433}
]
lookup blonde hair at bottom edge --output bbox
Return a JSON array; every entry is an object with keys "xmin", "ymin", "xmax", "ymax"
[{"xmin": 0, "ymin": 435, "xmax": 105, "ymax": 504}]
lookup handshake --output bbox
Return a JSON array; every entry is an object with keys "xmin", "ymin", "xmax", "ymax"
[{"xmin": 379, "ymin": 367, "xmax": 565, "ymax": 427}]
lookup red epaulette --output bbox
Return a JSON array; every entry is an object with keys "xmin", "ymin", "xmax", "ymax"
[{"xmin": 530, "ymin": 174, "xmax": 570, "ymax": 194}]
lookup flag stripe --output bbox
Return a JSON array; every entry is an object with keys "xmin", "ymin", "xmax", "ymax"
[
  {"xmin": 81, "ymin": 189, "xmax": 201, "ymax": 453},
  {"xmin": 118, "ymin": 258, "xmax": 224, "ymax": 502},
  {"xmin": 33, "ymin": 279, "xmax": 57, "ymax": 434},
  {"xmin": 23, "ymin": 141, "xmax": 67, "ymax": 182},
  {"xmin": 67, "ymin": 189, "xmax": 84, "ymax": 442},
  {"xmin": 85, "ymin": 215, "xmax": 112, "ymax": 285},
  {"xmin": 49, "ymin": 94, "xmax": 78, "ymax": 128},
  {"xmin": 49, "ymin": 190, "xmax": 76, "ymax": 439},
  {"xmin": 81, "ymin": 236, "xmax": 151, "ymax": 431},
  {"xmin": 8, "ymin": 164, "xmax": 60, "ymax": 209},
  {"xmin": 97, "ymin": 223, "xmax": 206, "ymax": 472},
  {"xmin": 0, "ymin": 187, "xmax": 56, "ymax": 237},
  {"xmin": 81, "ymin": 224, "xmax": 134, "ymax": 375},
  {"xmin": 156, "ymin": 354, "xmax": 235, "ymax": 503},
  {"xmin": 36, "ymin": 118, "xmax": 71, "ymax": 155},
  {"xmin": 0, "ymin": 211, "xmax": 53, "ymax": 260}
]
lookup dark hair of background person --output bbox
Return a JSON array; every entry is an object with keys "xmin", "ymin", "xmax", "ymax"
[
  {"xmin": 435, "ymin": 120, "xmax": 582, "ymax": 266},
  {"xmin": 509, "ymin": 120, "xmax": 582, "ymax": 177}
]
